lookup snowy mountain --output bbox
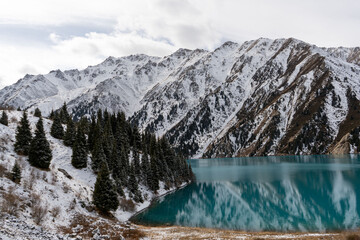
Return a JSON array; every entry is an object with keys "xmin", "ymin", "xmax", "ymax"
[{"xmin": 1, "ymin": 38, "xmax": 360, "ymax": 158}]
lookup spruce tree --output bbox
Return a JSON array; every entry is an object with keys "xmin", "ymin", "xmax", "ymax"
[
  {"xmin": 115, "ymin": 178, "xmax": 124, "ymax": 197},
  {"xmin": 91, "ymin": 138, "xmax": 106, "ymax": 173},
  {"xmin": 14, "ymin": 111, "xmax": 32, "ymax": 155},
  {"xmin": 93, "ymin": 162, "xmax": 119, "ymax": 212},
  {"xmin": 133, "ymin": 149, "xmax": 141, "ymax": 177},
  {"xmin": 49, "ymin": 109, "xmax": 55, "ymax": 119},
  {"xmin": 110, "ymin": 141, "xmax": 120, "ymax": 177},
  {"xmin": 28, "ymin": 117, "xmax": 52, "ymax": 169},
  {"xmin": 59, "ymin": 102, "xmax": 70, "ymax": 124},
  {"xmin": 128, "ymin": 163, "xmax": 143, "ymax": 203},
  {"xmin": 71, "ymin": 127, "xmax": 88, "ymax": 169},
  {"xmin": 148, "ymin": 155, "xmax": 159, "ymax": 192},
  {"xmin": 140, "ymin": 151, "xmax": 149, "ymax": 185},
  {"xmin": 50, "ymin": 113, "xmax": 64, "ymax": 139},
  {"xmin": 0, "ymin": 111, "xmax": 8, "ymax": 126},
  {"xmin": 11, "ymin": 162, "xmax": 21, "ymax": 184},
  {"xmin": 64, "ymin": 118, "xmax": 76, "ymax": 147},
  {"xmin": 87, "ymin": 115, "xmax": 97, "ymax": 152},
  {"xmin": 34, "ymin": 108, "xmax": 42, "ymax": 117}
]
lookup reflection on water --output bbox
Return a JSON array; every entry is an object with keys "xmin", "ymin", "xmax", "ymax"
[{"xmin": 132, "ymin": 154, "xmax": 360, "ymax": 231}]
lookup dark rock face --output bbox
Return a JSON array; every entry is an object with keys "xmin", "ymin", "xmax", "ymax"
[{"xmin": 2, "ymin": 38, "xmax": 360, "ymax": 158}]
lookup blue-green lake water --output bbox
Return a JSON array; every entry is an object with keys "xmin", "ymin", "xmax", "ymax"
[{"xmin": 132, "ymin": 155, "xmax": 360, "ymax": 231}]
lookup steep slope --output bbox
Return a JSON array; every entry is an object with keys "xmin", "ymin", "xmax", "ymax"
[
  {"xmin": 1, "ymin": 38, "xmax": 360, "ymax": 158},
  {"xmin": 0, "ymin": 110, "xmax": 187, "ymax": 239}
]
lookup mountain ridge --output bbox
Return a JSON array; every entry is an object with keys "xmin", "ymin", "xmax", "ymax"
[{"xmin": 1, "ymin": 37, "xmax": 360, "ymax": 158}]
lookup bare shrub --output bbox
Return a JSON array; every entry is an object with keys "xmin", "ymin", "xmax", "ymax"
[
  {"xmin": 0, "ymin": 163, "xmax": 7, "ymax": 177},
  {"xmin": 42, "ymin": 172, "xmax": 48, "ymax": 182},
  {"xmin": 30, "ymin": 189, "xmax": 47, "ymax": 225},
  {"xmin": 10, "ymin": 116, "xmax": 17, "ymax": 123},
  {"xmin": 32, "ymin": 204, "xmax": 48, "ymax": 225},
  {"xmin": 1, "ymin": 191, "xmax": 21, "ymax": 217},
  {"xmin": 347, "ymin": 235, "xmax": 360, "ymax": 240},
  {"xmin": 51, "ymin": 206, "xmax": 61, "ymax": 219},
  {"xmin": 30, "ymin": 193, "xmax": 41, "ymax": 207},
  {"xmin": 68, "ymin": 198, "xmax": 76, "ymax": 210},
  {"xmin": 62, "ymin": 182, "xmax": 71, "ymax": 193},
  {"xmin": 0, "ymin": 106, "xmax": 15, "ymax": 111},
  {"xmin": 22, "ymin": 179, "xmax": 30, "ymax": 191},
  {"xmin": 51, "ymin": 172, "xmax": 58, "ymax": 185},
  {"xmin": 119, "ymin": 198, "xmax": 135, "ymax": 212},
  {"xmin": 36, "ymin": 171, "xmax": 41, "ymax": 180},
  {"xmin": 0, "ymin": 135, "xmax": 9, "ymax": 145}
]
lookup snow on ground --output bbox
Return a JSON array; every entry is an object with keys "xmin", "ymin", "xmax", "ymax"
[{"xmin": 0, "ymin": 109, "xmax": 187, "ymax": 239}]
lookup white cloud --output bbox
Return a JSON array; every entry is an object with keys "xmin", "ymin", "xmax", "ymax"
[{"xmin": 0, "ymin": 0, "xmax": 360, "ymax": 87}]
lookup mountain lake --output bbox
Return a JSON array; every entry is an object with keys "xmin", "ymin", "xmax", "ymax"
[{"xmin": 131, "ymin": 154, "xmax": 360, "ymax": 232}]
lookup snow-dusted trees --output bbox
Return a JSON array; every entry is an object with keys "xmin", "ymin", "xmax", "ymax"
[
  {"xmin": 93, "ymin": 162, "xmax": 119, "ymax": 213},
  {"xmin": 14, "ymin": 111, "xmax": 32, "ymax": 155},
  {"xmin": 71, "ymin": 124, "xmax": 88, "ymax": 169},
  {"xmin": 50, "ymin": 113, "xmax": 64, "ymax": 139},
  {"xmin": 64, "ymin": 118, "xmax": 76, "ymax": 147},
  {"xmin": 88, "ymin": 109, "xmax": 194, "ymax": 207},
  {"xmin": 29, "ymin": 117, "xmax": 52, "ymax": 169}
]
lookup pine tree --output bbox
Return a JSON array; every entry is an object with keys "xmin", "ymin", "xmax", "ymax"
[
  {"xmin": 50, "ymin": 113, "xmax": 64, "ymax": 139},
  {"xmin": 71, "ymin": 126, "xmax": 88, "ymax": 169},
  {"xmin": 49, "ymin": 109, "xmax": 55, "ymax": 120},
  {"xmin": 115, "ymin": 178, "xmax": 124, "ymax": 196},
  {"xmin": 148, "ymin": 155, "xmax": 159, "ymax": 192},
  {"xmin": 93, "ymin": 162, "xmax": 119, "ymax": 212},
  {"xmin": 133, "ymin": 149, "xmax": 141, "ymax": 177},
  {"xmin": 59, "ymin": 102, "xmax": 70, "ymax": 124},
  {"xmin": 0, "ymin": 111, "xmax": 8, "ymax": 126},
  {"xmin": 34, "ymin": 108, "xmax": 42, "ymax": 117},
  {"xmin": 14, "ymin": 111, "xmax": 32, "ymax": 155},
  {"xmin": 63, "ymin": 118, "xmax": 76, "ymax": 147},
  {"xmin": 87, "ymin": 115, "xmax": 97, "ymax": 152},
  {"xmin": 110, "ymin": 141, "xmax": 120, "ymax": 176},
  {"xmin": 132, "ymin": 126, "xmax": 142, "ymax": 151},
  {"xmin": 11, "ymin": 162, "xmax": 21, "ymax": 184},
  {"xmin": 29, "ymin": 117, "xmax": 52, "ymax": 169},
  {"xmin": 91, "ymin": 138, "xmax": 106, "ymax": 173},
  {"xmin": 128, "ymin": 163, "xmax": 143, "ymax": 203},
  {"xmin": 140, "ymin": 151, "xmax": 149, "ymax": 184}
]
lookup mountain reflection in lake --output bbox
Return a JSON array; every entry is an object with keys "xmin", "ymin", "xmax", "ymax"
[{"xmin": 132, "ymin": 155, "xmax": 360, "ymax": 231}]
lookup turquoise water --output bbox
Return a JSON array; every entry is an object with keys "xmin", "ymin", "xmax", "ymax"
[{"xmin": 132, "ymin": 154, "xmax": 360, "ymax": 231}]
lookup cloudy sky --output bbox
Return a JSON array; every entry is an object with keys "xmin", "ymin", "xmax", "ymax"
[{"xmin": 0, "ymin": 0, "xmax": 359, "ymax": 88}]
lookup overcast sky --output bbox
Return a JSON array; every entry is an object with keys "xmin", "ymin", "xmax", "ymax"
[{"xmin": 0, "ymin": 0, "xmax": 359, "ymax": 88}]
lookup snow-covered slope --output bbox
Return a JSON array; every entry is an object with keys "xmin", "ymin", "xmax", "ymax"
[
  {"xmin": 1, "ymin": 38, "xmax": 360, "ymax": 158},
  {"xmin": 0, "ymin": 110, "xmax": 181, "ymax": 239}
]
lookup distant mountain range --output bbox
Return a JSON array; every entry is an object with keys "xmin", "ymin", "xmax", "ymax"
[{"xmin": 1, "ymin": 38, "xmax": 360, "ymax": 158}]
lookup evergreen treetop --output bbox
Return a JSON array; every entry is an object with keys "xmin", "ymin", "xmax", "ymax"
[
  {"xmin": 60, "ymin": 102, "xmax": 71, "ymax": 124},
  {"xmin": 50, "ymin": 113, "xmax": 64, "ymax": 139},
  {"xmin": 93, "ymin": 162, "xmax": 119, "ymax": 212},
  {"xmin": 34, "ymin": 108, "xmax": 42, "ymax": 117},
  {"xmin": 0, "ymin": 111, "xmax": 8, "ymax": 126},
  {"xmin": 11, "ymin": 162, "xmax": 21, "ymax": 184},
  {"xmin": 64, "ymin": 118, "xmax": 76, "ymax": 147},
  {"xmin": 14, "ymin": 111, "xmax": 32, "ymax": 155},
  {"xmin": 71, "ymin": 125, "xmax": 88, "ymax": 169},
  {"xmin": 28, "ymin": 117, "xmax": 52, "ymax": 169}
]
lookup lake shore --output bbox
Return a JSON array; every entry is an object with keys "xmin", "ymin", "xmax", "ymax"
[{"xmin": 133, "ymin": 224, "xmax": 360, "ymax": 239}]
